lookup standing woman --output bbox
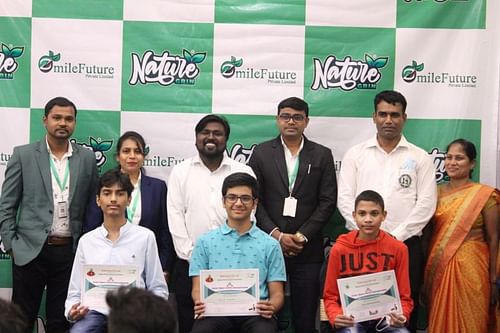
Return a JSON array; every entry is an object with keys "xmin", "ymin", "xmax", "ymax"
[
  {"xmin": 424, "ymin": 138, "xmax": 499, "ymax": 333},
  {"xmin": 84, "ymin": 131, "xmax": 175, "ymax": 279}
]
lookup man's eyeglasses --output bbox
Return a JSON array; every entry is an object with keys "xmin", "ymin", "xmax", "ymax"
[
  {"xmin": 278, "ymin": 113, "xmax": 306, "ymax": 122},
  {"xmin": 223, "ymin": 194, "xmax": 255, "ymax": 205}
]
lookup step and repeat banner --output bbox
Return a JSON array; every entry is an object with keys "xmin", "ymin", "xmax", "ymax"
[{"xmin": 0, "ymin": 0, "xmax": 499, "ymax": 308}]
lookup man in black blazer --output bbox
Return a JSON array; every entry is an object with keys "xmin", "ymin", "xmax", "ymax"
[{"xmin": 248, "ymin": 97, "xmax": 337, "ymax": 333}]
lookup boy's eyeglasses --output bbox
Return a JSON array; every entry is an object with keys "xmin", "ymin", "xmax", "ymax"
[{"xmin": 223, "ymin": 194, "xmax": 255, "ymax": 205}]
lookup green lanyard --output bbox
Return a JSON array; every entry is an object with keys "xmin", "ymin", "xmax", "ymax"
[
  {"xmin": 49, "ymin": 157, "xmax": 69, "ymax": 192},
  {"xmin": 127, "ymin": 184, "xmax": 141, "ymax": 223},
  {"xmin": 287, "ymin": 157, "xmax": 299, "ymax": 194}
]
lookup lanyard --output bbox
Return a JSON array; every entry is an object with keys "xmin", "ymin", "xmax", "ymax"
[
  {"xmin": 127, "ymin": 184, "xmax": 141, "ymax": 223},
  {"xmin": 287, "ymin": 157, "xmax": 299, "ymax": 194},
  {"xmin": 49, "ymin": 157, "xmax": 69, "ymax": 192}
]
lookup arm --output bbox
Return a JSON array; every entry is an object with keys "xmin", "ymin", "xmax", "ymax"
[
  {"xmin": 159, "ymin": 181, "xmax": 176, "ymax": 275},
  {"xmin": 65, "ymin": 243, "xmax": 86, "ymax": 320},
  {"xmin": 82, "ymin": 158, "xmax": 99, "ymax": 233},
  {"xmin": 323, "ymin": 246, "xmax": 350, "ymax": 327},
  {"xmin": 257, "ymin": 281, "xmax": 284, "ymax": 318},
  {"xmin": 191, "ymin": 276, "xmax": 205, "ymax": 318},
  {"xmin": 190, "ymin": 238, "xmax": 208, "ymax": 318},
  {"xmin": 395, "ymin": 244, "xmax": 413, "ymax": 320},
  {"xmin": 144, "ymin": 232, "xmax": 169, "ymax": 299},
  {"xmin": 0, "ymin": 147, "xmax": 22, "ymax": 253},
  {"xmin": 390, "ymin": 154, "xmax": 437, "ymax": 241},
  {"xmin": 166, "ymin": 167, "xmax": 194, "ymax": 261},
  {"xmin": 483, "ymin": 199, "xmax": 499, "ymax": 304},
  {"xmin": 337, "ymin": 148, "xmax": 358, "ymax": 231}
]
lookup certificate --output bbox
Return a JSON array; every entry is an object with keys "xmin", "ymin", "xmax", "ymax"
[
  {"xmin": 337, "ymin": 270, "xmax": 402, "ymax": 322},
  {"xmin": 82, "ymin": 264, "xmax": 138, "ymax": 313},
  {"xmin": 200, "ymin": 268, "xmax": 259, "ymax": 316}
]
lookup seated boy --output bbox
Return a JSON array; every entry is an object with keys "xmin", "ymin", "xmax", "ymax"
[
  {"xmin": 64, "ymin": 169, "xmax": 168, "ymax": 332},
  {"xmin": 323, "ymin": 190, "xmax": 413, "ymax": 333},
  {"xmin": 189, "ymin": 172, "xmax": 286, "ymax": 333}
]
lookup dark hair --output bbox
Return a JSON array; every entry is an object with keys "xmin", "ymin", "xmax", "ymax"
[
  {"xmin": 195, "ymin": 115, "xmax": 230, "ymax": 140},
  {"xmin": 446, "ymin": 138, "xmax": 477, "ymax": 178},
  {"xmin": 355, "ymin": 190, "xmax": 385, "ymax": 211},
  {"xmin": 107, "ymin": 287, "xmax": 176, "ymax": 333},
  {"xmin": 44, "ymin": 97, "xmax": 77, "ymax": 117},
  {"xmin": 221, "ymin": 172, "xmax": 259, "ymax": 198},
  {"xmin": 0, "ymin": 298, "xmax": 28, "ymax": 333},
  {"xmin": 97, "ymin": 169, "xmax": 134, "ymax": 196},
  {"xmin": 277, "ymin": 97, "xmax": 309, "ymax": 117},
  {"xmin": 374, "ymin": 90, "xmax": 407, "ymax": 114},
  {"xmin": 117, "ymin": 131, "xmax": 147, "ymax": 156}
]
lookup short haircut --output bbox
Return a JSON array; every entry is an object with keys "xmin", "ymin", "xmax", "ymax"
[
  {"xmin": 0, "ymin": 298, "xmax": 28, "ymax": 333},
  {"xmin": 195, "ymin": 114, "xmax": 230, "ymax": 140},
  {"xmin": 107, "ymin": 287, "xmax": 176, "ymax": 333},
  {"xmin": 354, "ymin": 190, "xmax": 385, "ymax": 211},
  {"xmin": 97, "ymin": 169, "xmax": 134, "ymax": 196},
  {"xmin": 374, "ymin": 90, "xmax": 407, "ymax": 114},
  {"xmin": 117, "ymin": 131, "xmax": 147, "ymax": 156},
  {"xmin": 44, "ymin": 96, "xmax": 77, "ymax": 117},
  {"xmin": 446, "ymin": 138, "xmax": 477, "ymax": 178},
  {"xmin": 277, "ymin": 96, "xmax": 309, "ymax": 117},
  {"xmin": 221, "ymin": 172, "xmax": 259, "ymax": 198}
]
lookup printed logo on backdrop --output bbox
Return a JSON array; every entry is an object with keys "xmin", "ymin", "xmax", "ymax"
[
  {"xmin": 229, "ymin": 143, "xmax": 256, "ymax": 164},
  {"xmin": 72, "ymin": 137, "xmax": 113, "ymax": 168},
  {"xmin": 129, "ymin": 49, "xmax": 206, "ymax": 86},
  {"xmin": 220, "ymin": 56, "xmax": 297, "ymax": 85},
  {"xmin": 429, "ymin": 147, "xmax": 447, "ymax": 183},
  {"xmin": 0, "ymin": 151, "xmax": 11, "ymax": 167},
  {"xmin": 401, "ymin": 60, "xmax": 477, "ymax": 88},
  {"xmin": 0, "ymin": 43, "xmax": 24, "ymax": 80},
  {"xmin": 143, "ymin": 145, "xmax": 184, "ymax": 168},
  {"xmin": 403, "ymin": 0, "xmax": 469, "ymax": 3},
  {"xmin": 311, "ymin": 54, "xmax": 388, "ymax": 91},
  {"xmin": 38, "ymin": 50, "xmax": 115, "ymax": 79}
]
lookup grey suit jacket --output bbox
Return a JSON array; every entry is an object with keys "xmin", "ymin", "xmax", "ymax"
[{"xmin": 0, "ymin": 139, "xmax": 98, "ymax": 266}]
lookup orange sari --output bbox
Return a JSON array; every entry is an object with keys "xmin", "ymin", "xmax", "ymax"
[{"xmin": 424, "ymin": 183, "xmax": 499, "ymax": 333}]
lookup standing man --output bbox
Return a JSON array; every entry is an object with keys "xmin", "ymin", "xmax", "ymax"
[
  {"xmin": 167, "ymin": 114, "xmax": 255, "ymax": 333},
  {"xmin": 248, "ymin": 97, "xmax": 337, "ymax": 333},
  {"xmin": 337, "ymin": 90, "xmax": 437, "ymax": 332},
  {"xmin": 0, "ymin": 97, "xmax": 98, "ymax": 333}
]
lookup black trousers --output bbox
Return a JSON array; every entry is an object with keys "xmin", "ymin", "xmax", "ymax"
[
  {"xmin": 174, "ymin": 259, "xmax": 194, "ymax": 333},
  {"xmin": 404, "ymin": 236, "xmax": 423, "ymax": 333},
  {"xmin": 191, "ymin": 316, "xmax": 277, "ymax": 333},
  {"xmin": 285, "ymin": 261, "xmax": 322, "ymax": 333},
  {"xmin": 12, "ymin": 241, "xmax": 74, "ymax": 333}
]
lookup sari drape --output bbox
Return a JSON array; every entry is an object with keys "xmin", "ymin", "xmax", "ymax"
[{"xmin": 424, "ymin": 183, "xmax": 499, "ymax": 333}]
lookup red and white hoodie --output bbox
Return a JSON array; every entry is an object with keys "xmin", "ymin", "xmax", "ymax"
[{"xmin": 323, "ymin": 230, "xmax": 413, "ymax": 326}]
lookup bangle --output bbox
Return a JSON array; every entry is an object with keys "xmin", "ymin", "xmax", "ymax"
[{"xmin": 278, "ymin": 232, "xmax": 283, "ymax": 243}]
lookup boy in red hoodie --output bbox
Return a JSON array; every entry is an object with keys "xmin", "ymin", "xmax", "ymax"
[{"xmin": 323, "ymin": 190, "xmax": 413, "ymax": 332}]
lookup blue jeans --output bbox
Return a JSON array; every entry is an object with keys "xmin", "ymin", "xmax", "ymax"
[
  {"xmin": 336, "ymin": 319, "xmax": 409, "ymax": 333},
  {"xmin": 70, "ymin": 310, "xmax": 107, "ymax": 333}
]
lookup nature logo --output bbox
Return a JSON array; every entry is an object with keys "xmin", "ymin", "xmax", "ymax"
[
  {"xmin": 38, "ymin": 50, "xmax": 61, "ymax": 73},
  {"xmin": 0, "ymin": 43, "xmax": 24, "ymax": 79},
  {"xmin": 402, "ymin": 60, "xmax": 424, "ymax": 83},
  {"xmin": 220, "ymin": 56, "xmax": 243, "ymax": 78},
  {"xmin": 71, "ymin": 137, "xmax": 113, "ymax": 168}
]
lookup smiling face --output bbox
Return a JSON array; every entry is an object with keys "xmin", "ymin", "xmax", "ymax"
[
  {"xmin": 43, "ymin": 105, "xmax": 76, "ymax": 142},
  {"xmin": 445, "ymin": 143, "xmax": 475, "ymax": 181},
  {"xmin": 276, "ymin": 107, "xmax": 309, "ymax": 140},
  {"xmin": 195, "ymin": 121, "xmax": 227, "ymax": 159},
  {"xmin": 96, "ymin": 183, "xmax": 131, "ymax": 218},
  {"xmin": 373, "ymin": 100, "xmax": 406, "ymax": 142},
  {"xmin": 353, "ymin": 200, "xmax": 386, "ymax": 241},
  {"xmin": 223, "ymin": 185, "xmax": 257, "ymax": 225},
  {"xmin": 117, "ymin": 138, "xmax": 144, "ymax": 175}
]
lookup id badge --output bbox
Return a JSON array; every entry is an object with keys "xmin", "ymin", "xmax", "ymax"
[
  {"xmin": 57, "ymin": 201, "xmax": 69, "ymax": 219},
  {"xmin": 283, "ymin": 196, "xmax": 297, "ymax": 217}
]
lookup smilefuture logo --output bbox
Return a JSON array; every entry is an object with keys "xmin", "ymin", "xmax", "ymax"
[
  {"xmin": 129, "ymin": 49, "xmax": 206, "ymax": 86},
  {"xmin": 38, "ymin": 50, "xmax": 115, "ymax": 79},
  {"xmin": 311, "ymin": 54, "xmax": 388, "ymax": 91},
  {"xmin": 220, "ymin": 56, "xmax": 297, "ymax": 85},
  {"xmin": 0, "ymin": 43, "xmax": 24, "ymax": 80},
  {"xmin": 401, "ymin": 59, "xmax": 477, "ymax": 88}
]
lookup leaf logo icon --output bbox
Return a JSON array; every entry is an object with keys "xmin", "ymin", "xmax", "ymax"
[
  {"xmin": 402, "ymin": 60, "xmax": 424, "ymax": 83},
  {"xmin": 220, "ymin": 56, "xmax": 243, "ymax": 78},
  {"xmin": 38, "ymin": 50, "xmax": 61, "ymax": 73}
]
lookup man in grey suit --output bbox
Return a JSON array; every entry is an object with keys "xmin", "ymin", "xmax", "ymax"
[{"xmin": 0, "ymin": 97, "xmax": 98, "ymax": 333}]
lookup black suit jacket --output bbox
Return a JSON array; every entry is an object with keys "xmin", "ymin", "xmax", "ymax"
[
  {"xmin": 248, "ymin": 136, "xmax": 337, "ymax": 263},
  {"xmin": 84, "ymin": 173, "xmax": 175, "ymax": 272}
]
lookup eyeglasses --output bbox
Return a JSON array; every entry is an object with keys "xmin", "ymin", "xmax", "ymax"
[
  {"xmin": 223, "ymin": 194, "xmax": 255, "ymax": 205},
  {"xmin": 279, "ymin": 113, "xmax": 306, "ymax": 122}
]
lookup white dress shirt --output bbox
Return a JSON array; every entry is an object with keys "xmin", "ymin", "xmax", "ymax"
[
  {"xmin": 338, "ymin": 135, "xmax": 437, "ymax": 241},
  {"xmin": 65, "ymin": 222, "xmax": 168, "ymax": 317},
  {"xmin": 167, "ymin": 154, "xmax": 255, "ymax": 261}
]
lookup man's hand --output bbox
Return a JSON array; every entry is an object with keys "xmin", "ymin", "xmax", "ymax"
[
  {"xmin": 280, "ymin": 233, "xmax": 303, "ymax": 257},
  {"xmin": 163, "ymin": 271, "xmax": 170, "ymax": 283},
  {"xmin": 193, "ymin": 300, "xmax": 205, "ymax": 319},
  {"xmin": 68, "ymin": 303, "xmax": 89, "ymax": 322},
  {"xmin": 256, "ymin": 300, "xmax": 275, "ymax": 319},
  {"xmin": 334, "ymin": 314, "xmax": 355, "ymax": 328},
  {"xmin": 388, "ymin": 313, "xmax": 407, "ymax": 327}
]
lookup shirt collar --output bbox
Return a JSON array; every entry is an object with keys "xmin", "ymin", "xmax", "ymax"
[
  {"xmin": 221, "ymin": 221, "xmax": 259, "ymax": 238},
  {"xmin": 280, "ymin": 135, "xmax": 304, "ymax": 156},
  {"xmin": 192, "ymin": 153, "xmax": 231, "ymax": 170},
  {"xmin": 368, "ymin": 134, "xmax": 410, "ymax": 150},
  {"xmin": 45, "ymin": 137, "xmax": 73, "ymax": 158},
  {"xmin": 99, "ymin": 220, "xmax": 132, "ymax": 238}
]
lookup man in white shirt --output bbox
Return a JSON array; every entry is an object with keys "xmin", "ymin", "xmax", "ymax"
[
  {"xmin": 167, "ymin": 114, "xmax": 255, "ymax": 333},
  {"xmin": 65, "ymin": 169, "xmax": 168, "ymax": 333},
  {"xmin": 338, "ymin": 90, "xmax": 437, "ymax": 332}
]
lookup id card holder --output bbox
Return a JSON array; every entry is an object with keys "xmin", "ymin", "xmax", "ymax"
[
  {"xmin": 283, "ymin": 196, "xmax": 297, "ymax": 217},
  {"xmin": 57, "ymin": 201, "xmax": 69, "ymax": 219}
]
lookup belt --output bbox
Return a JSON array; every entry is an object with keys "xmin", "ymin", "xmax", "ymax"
[{"xmin": 46, "ymin": 236, "xmax": 73, "ymax": 246}]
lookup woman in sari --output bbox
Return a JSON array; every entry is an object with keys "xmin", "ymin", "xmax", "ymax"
[{"xmin": 424, "ymin": 138, "xmax": 499, "ymax": 333}]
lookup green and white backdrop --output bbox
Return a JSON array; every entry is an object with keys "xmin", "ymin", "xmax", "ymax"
[{"xmin": 0, "ymin": 0, "xmax": 499, "ymax": 327}]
